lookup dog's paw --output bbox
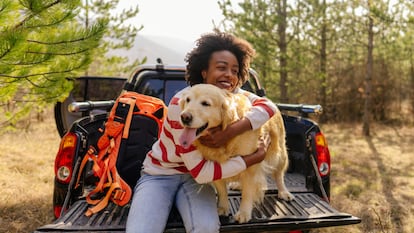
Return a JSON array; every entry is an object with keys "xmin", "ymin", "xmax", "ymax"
[
  {"xmin": 228, "ymin": 181, "xmax": 241, "ymax": 190},
  {"xmin": 278, "ymin": 190, "xmax": 295, "ymax": 201},
  {"xmin": 234, "ymin": 210, "xmax": 252, "ymax": 223},
  {"xmin": 217, "ymin": 206, "xmax": 230, "ymax": 216}
]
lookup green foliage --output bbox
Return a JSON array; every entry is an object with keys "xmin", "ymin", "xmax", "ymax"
[
  {"xmin": 79, "ymin": 0, "xmax": 144, "ymax": 76},
  {"xmin": 0, "ymin": 0, "xmax": 107, "ymax": 129},
  {"xmin": 219, "ymin": 0, "xmax": 414, "ymax": 123},
  {"xmin": 219, "ymin": 0, "xmax": 282, "ymax": 101}
]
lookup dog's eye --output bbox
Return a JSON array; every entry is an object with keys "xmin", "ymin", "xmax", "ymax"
[
  {"xmin": 201, "ymin": 101, "xmax": 210, "ymax": 107},
  {"xmin": 186, "ymin": 97, "xmax": 191, "ymax": 103}
]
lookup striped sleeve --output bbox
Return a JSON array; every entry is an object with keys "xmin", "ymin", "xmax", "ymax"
[
  {"xmin": 237, "ymin": 89, "xmax": 279, "ymax": 130},
  {"xmin": 180, "ymin": 150, "xmax": 247, "ymax": 184}
]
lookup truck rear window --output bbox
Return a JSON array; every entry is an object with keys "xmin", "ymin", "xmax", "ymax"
[
  {"xmin": 72, "ymin": 77, "xmax": 127, "ymax": 101},
  {"xmin": 136, "ymin": 78, "xmax": 188, "ymax": 104}
]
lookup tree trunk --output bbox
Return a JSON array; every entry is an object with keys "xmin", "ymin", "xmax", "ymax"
[
  {"xmin": 277, "ymin": 0, "xmax": 289, "ymax": 103},
  {"xmin": 319, "ymin": 0, "xmax": 328, "ymax": 123},
  {"xmin": 84, "ymin": 0, "xmax": 90, "ymax": 76},
  {"xmin": 411, "ymin": 49, "xmax": 414, "ymax": 115},
  {"xmin": 363, "ymin": 0, "xmax": 374, "ymax": 136}
]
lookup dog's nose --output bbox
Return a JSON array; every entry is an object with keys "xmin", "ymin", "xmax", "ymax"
[{"xmin": 181, "ymin": 112, "xmax": 192, "ymax": 125}]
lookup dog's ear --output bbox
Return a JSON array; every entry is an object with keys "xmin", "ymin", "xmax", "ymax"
[
  {"xmin": 179, "ymin": 90, "xmax": 188, "ymax": 110},
  {"xmin": 221, "ymin": 91, "xmax": 237, "ymax": 130}
]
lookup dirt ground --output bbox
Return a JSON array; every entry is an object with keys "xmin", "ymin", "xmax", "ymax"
[
  {"xmin": 316, "ymin": 123, "xmax": 414, "ymax": 233},
  {"xmin": 0, "ymin": 111, "xmax": 59, "ymax": 233},
  {"xmin": 0, "ymin": 110, "xmax": 413, "ymax": 233}
]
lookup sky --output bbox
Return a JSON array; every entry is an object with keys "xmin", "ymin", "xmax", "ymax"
[
  {"xmin": 119, "ymin": 0, "xmax": 240, "ymax": 43},
  {"xmin": 115, "ymin": 0, "xmax": 241, "ymax": 64}
]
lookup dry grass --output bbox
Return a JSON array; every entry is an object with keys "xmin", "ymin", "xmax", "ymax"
[
  {"xmin": 0, "ymin": 108, "xmax": 58, "ymax": 233},
  {"xmin": 315, "ymin": 123, "xmax": 414, "ymax": 233},
  {"xmin": 1, "ymin": 108, "xmax": 413, "ymax": 233}
]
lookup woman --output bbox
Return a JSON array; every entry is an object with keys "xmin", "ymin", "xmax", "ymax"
[{"xmin": 126, "ymin": 32, "xmax": 279, "ymax": 233}]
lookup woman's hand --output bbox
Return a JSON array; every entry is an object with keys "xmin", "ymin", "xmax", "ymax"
[
  {"xmin": 198, "ymin": 126, "xmax": 228, "ymax": 148},
  {"xmin": 242, "ymin": 134, "xmax": 270, "ymax": 167},
  {"xmin": 199, "ymin": 118, "xmax": 253, "ymax": 148}
]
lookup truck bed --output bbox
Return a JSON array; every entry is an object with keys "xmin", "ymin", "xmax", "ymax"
[{"xmin": 35, "ymin": 173, "xmax": 360, "ymax": 233}]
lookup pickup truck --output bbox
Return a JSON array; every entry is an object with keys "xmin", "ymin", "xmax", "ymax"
[{"xmin": 35, "ymin": 63, "xmax": 361, "ymax": 233}]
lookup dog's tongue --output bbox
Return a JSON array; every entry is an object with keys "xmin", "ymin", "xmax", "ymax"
[{"xmin": 179, "ymin": 128, "xmax": 197, "ymax": 149}]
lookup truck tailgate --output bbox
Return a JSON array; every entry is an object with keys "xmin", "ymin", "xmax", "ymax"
[{"xmin": 35, "ymin": 192, "xmax": 360, "ymax": 233}]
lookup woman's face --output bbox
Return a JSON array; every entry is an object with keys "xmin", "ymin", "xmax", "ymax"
[{"xmin": 202, "ymin": 50, "xmax": 239, "ymax": 92}]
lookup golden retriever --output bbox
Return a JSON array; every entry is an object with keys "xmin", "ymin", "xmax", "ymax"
[{"xmin": 178, "ymin": 84, "xmax": 294, "ymax": 223}]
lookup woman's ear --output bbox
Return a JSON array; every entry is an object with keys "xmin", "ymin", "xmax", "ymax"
[{"xmin": 201, "ymin": 70, "xmax": 207, "ymax": 80}]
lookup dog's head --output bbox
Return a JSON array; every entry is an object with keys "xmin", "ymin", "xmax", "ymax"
[{"xmin": 178, "ymin": 84, "xmax": 236, "ymax": 148}]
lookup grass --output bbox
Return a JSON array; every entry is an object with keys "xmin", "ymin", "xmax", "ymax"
[
  {"xmin": 315, "ymin": 123, "xmax": 414, "ymax": 233},
  {"xmin": 0, "ymin": 108, "xmax": 58, "ymax": 233},
  {"xmin": 1, "ymin": 108, "xmax": 413, "ymax": 233}
]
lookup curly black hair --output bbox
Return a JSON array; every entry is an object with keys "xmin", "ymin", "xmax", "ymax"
[{"xmin": 184, "ymin": 32, "xmax": 255, "ymax": 86}]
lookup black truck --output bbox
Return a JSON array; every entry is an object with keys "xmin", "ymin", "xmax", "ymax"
[{"xmin": 35, "ymin": 64, "xmax": 360, "ymax": 233}]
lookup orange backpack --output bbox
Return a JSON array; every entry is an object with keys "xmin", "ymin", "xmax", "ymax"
[{"xmin": 75, "ymin": 91, "xmax": 166, "ymax": 216}]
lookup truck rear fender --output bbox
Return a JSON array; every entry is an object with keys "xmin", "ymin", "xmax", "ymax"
[
  {"xmin": 313, "ymin": 131, "xmax": 331, "ymax": 177},
  {"xmin": 54, "ymin": 132, "xmax": 81, "ymax": 185},
  {"xmin": 54, "ymin": 131, "xmax": 82, "ymax": 217},
  {"xmin": 306, "ymin": 127, "xmax": 331, "ymax": 201}
]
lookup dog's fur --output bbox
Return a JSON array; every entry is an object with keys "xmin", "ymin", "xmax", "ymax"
[{"xmin": 178, "ymin": 84, "xmax": 294, "ymax": 223}]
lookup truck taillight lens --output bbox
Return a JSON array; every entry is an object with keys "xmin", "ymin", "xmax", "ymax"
[
  {"xmin": 54, "ymin": 206, "xmax": 62, "ymax": 219},
  {"xmin": 315, "ymin": 132, "xmax": 331, "ymax": 176},
  {"xmin": 54, "ymin": 132, "xmax": 78, "ymax": 184}
]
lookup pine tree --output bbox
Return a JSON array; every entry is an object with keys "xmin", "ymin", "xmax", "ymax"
[
  {"xmin": 219, "ymin": 0, "xmax": 292, "ymax": 102},
  {"xmin": 0, "ymin": 0, "xmax": 107, "ymax": 130},
  {"xmin": 79, "ymin": 0, "xmax": 144, "ymax": 76}
]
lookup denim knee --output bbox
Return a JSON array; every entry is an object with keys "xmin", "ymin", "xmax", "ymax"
[{"xmin": 190, "ymin": 219, "xmax": 220, "ymax": 233}]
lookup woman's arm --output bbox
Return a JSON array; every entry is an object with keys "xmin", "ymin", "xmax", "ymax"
[
  {"xmin": 182, "ymin": 132, "xmax": 270, "ymax": 184},
  {"xmin": 241, "ymin": 136, "xmax": 268, "ymax": 167}
]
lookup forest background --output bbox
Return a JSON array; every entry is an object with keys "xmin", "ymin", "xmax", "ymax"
[
  {"xmin": 1, "ymin": 0, "xmax": 414, "ymax": 132},
  {"xmin": 1, "ymin": 0, "xmax": 413, "ymax": 233}
]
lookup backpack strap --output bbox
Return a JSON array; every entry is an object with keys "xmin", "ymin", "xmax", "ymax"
[
  {"xmin": 75, "ymin": 95, "xmax": 136, "ymax": 216},
  {"xmin": 75, "ymin": 146, "xmax": 96, "ymax": 189},
  {"xmin": 121, "ymin": 97, "xmax": 137, "ymax": 139}
]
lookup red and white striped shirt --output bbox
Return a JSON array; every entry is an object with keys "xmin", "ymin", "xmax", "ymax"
[{"xmin": 142, "ymin": 86, "xmax": 278, "ymax": 184}]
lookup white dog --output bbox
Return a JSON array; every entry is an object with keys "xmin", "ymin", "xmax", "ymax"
[{"xmin": 179, "ymin": 84, "xmax": 294, "ymax": 223}]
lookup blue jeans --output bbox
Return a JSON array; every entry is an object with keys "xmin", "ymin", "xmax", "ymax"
[{"xmin": 126, "ymin": 173, "xmax": 220, "ymax": 233}]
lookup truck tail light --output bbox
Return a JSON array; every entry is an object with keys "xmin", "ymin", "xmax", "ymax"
[
  {"xmin": 54, "ymin": 206, "xmax": 62, "ymax": 219},
  {"xmin": 315, "ymin": 132, "xmax": 331, "ymax": 177},
  {"xmin": 54, "ymin": 132, "xmax": 78, "ymax": 184}
]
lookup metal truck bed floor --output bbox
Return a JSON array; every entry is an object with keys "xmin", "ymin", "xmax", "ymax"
[
  {"xmin": 35, "ymin": 193, "xmax": 360, "ymax": 233},
  {"xmin": 35, "ymin": 173, "xmax": 360, "ymax": 232}
]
